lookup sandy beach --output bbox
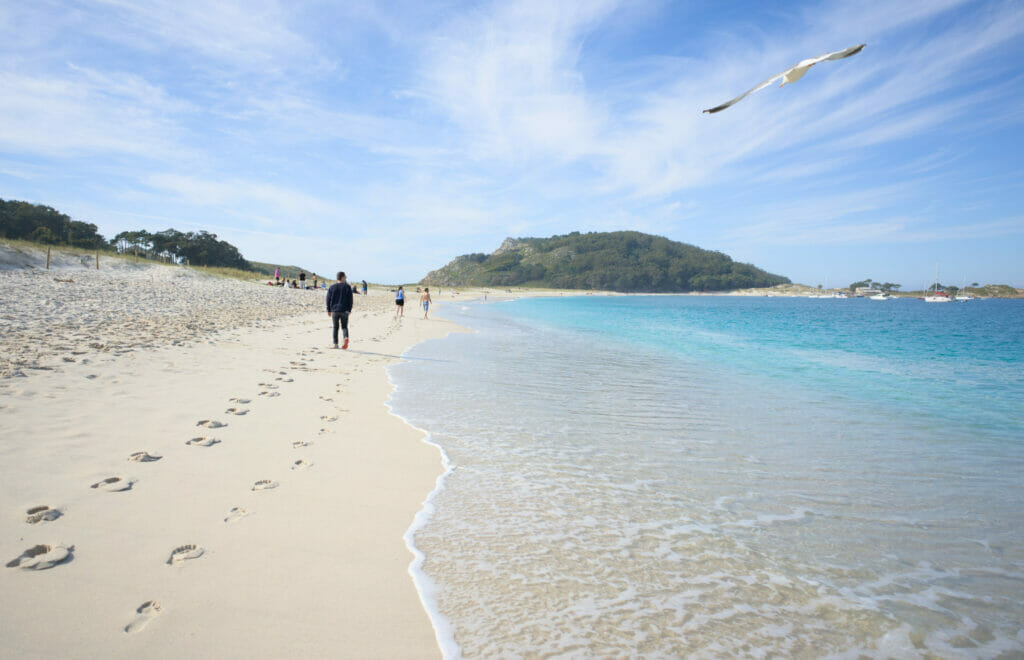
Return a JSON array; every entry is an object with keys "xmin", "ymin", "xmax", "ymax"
[{"xmin": 0, "ymin": 251, "xmax": 463, "ymax": 658}]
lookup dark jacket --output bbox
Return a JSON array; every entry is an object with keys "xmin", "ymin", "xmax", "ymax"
[{"xmin": 326, "ymin": 282, "xmax": 353, "ymax": 313}]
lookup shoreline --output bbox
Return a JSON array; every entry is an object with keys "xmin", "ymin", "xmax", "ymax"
[
  {"xmin": 0, "ymin": 265, "xmax": 467, "ymax": 657},
  {"xmin": 386, "ymin": 377, "xmax": 461, "ymax": 660}
]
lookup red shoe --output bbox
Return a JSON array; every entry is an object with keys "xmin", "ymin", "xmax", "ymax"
[{"xmin": 342, "ymin": 338, "xmax": 349, "ymax": 350}]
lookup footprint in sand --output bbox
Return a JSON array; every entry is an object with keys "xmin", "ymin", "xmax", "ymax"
[
  {"xmin": 320, "ymin": 415, "xmax": 338, "ymax": 423},
  {"xmin": 291, "ymin": 459, "xmax": 313, "ymax": 470},
  {"xmin": 91, "ymin": 477, "xmax": 134, "ymax": 492},
  {"xmin": 317, "ymin": 428, "xmax": 333, "ymax": 435},
  {"xmin": 252, "ymin": 479, "xmax": 279, "ymax": 491},
  {"xmin": 167, "ymin": 544, "xmax": 204, "ymax": 565},
  {"xmin": 6, "ymin": 544, "xmax": 73, "ymax": 570},
  {"xmin": 228, "ymin": 397, "xmax": 251, "ymax": 404},
  {"xmin": 224, "ymin": 506, "xmax": 250, "ymax": 523},
  {"xmin": 25, "ymin": 505, "xmax": 62, "ymax": 524},
  {"xmin": 318, "ymin": 395, "xmax": 333, "ymax": 402},
  {"xmin": 124, "ymin": 601, "xmax": 162, "ymax": 634},
  {"xmin": 258, "ymin": 383, "xmax": 279, "ymax": 389},
  {"xmin": 290, "ymin": 361, "xmax": 307, "ymax": 367},
  {"xmin": 186, "ymin": 436, "xmax": 220, "ymax": 447},
  {"xmin": 292, "ymin": 440, "xmax": 313, "ymax": 449},
  {"xmin": 128, "ymin": 451, "xmax": 162, "ymax": 463},
  {"xmin": 224, "ymin": 407, "xmax": 248, "ymax": 416},
  {"xmin": 274, "ymin": 377, "xmax": 294, "ymax": 383},
  {"xmin": 258, "ymin": 391, "xmax": 281, "ymax": 398},
  {"xmin": 196, "ymin": 419, "xmax": 226, "ymax": 429}
]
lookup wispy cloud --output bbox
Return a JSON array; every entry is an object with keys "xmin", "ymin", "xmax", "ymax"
[
  {"xmin": 0, "ymin": 67, "xmax": 190, "ymax": 159},
  {"xmin": 417, "ymin": 0, "xmax": 621, "ymax": 162},
  {"xmin": 87, "ymin": 0, "xmax": 322, "ymax": 73}
]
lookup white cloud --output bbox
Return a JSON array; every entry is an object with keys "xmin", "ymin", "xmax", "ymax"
[
  {"xmin": 0, "ymin": 67, "xmax": 190, "ymax": 159},
  {"xmin": 417, "ymin": 0, "xmax": 620, "ymax": 161},
  {"xmin": 88, "ymin": 0, "xmax": 320, "ymax": 72},
  {"xmin": 143, "ymin": 174, "xmax": 343, "ymax": 227}
]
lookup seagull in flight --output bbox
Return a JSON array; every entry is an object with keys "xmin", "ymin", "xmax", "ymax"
[{"xmin": 703, "ymin": 44, "xmax": 865, "ymax": 114}]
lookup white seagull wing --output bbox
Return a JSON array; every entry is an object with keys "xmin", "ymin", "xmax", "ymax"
[
  {"xmin": 702, "ymin": 44, "xmax": 865, "ymax": 114},
  {"xmin": 702, "ymin": 70, "xmax": 786, "ymax": 114}
]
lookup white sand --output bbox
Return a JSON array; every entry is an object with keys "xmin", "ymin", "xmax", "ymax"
[{"xmin": 0, "ymin": 256, "xmax": 465, "ymax": 658}]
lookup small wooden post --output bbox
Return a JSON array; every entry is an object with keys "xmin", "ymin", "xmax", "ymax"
[
  {"xmin": 46, "ymin": 246, "xmax": 51, "ymax": 270},
  {"xmin": 96, "ymin": 251, "xmax": 100, "ymax": 270}
]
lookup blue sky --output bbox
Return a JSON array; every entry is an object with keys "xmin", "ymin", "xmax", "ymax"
[{"xmin": 1, "ymin": 0, "xmax": 1022, "ymax": 288}]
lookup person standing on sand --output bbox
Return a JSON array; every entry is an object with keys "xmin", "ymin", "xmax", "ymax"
[
  {"xmin": 299, "ymin": 271, "xmax": 306, "ymax": 289},
  {"xmin": 326, "ymin": 271, "xmax": 353, "ymax": 349},
  {"xmin": 420, "ymin": 287, "xmax": 432, "ymax": 319},
  {"xmin": 274, "ymin": 267, "xmax": 280, "ymax": 284},
  {"xmin": 362, "ymin": 280, "xmax": 368, "ymax": 296},
  {"xmin": 395, "ymin": 286, "xmax": 405, "ymax": 318}
]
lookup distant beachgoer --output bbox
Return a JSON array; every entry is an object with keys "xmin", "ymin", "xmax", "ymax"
[
  {"xmin": 274, "ymin": 267, "xmax": 280, "ymax": 283},
  {"xmin": 326, "ymin": 271, "xmax": 354, "ymax": 349},
  {"xmin": 362, "ymin": 280, "xmax": 368, "ymax": 295},
  {"xmin": 420, "ymin": 287, "xmax": 432, "ymax": 319},
  {"xmin": 299, "ymin": 271, "xmax": 306, "ymax": 289},
  {"xmin": 395, "ymin": 286, "xmax": 405, "ymax": 318},
  {"xmin": 313, "ymin": 275, "xmax": 318, "ymax": 289}
]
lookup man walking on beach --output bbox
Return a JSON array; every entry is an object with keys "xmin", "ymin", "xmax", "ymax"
[
  {"xmin": 420, "ymin": 287, "xmax": 432, "ymax": 319},
  {"xmin": 326, "ymin": 272, "xmax": 353, "ymax": 349}
]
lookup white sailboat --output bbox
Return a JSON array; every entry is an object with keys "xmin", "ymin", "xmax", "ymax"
[
  {"xmin": 956, "ymin": 277, "xmax": 976, "ymax": 301},
  {"xmin": 923, "ymin": 265, "xmax": 951, "ymax": 303}
]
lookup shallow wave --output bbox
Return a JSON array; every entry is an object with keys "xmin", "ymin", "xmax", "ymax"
[{"xmin": 392, "ymin": 298, "xmax": 1024, "ymax": 657}]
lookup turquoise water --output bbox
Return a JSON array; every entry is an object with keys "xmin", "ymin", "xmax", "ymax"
[{"xmin": 391, "ymin": 296, "xmax": 1024, "ymax": 658}]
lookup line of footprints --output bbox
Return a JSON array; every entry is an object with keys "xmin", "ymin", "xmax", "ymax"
[{"xmin": 7, "ymin": 349, "xmax": 347, "ymax": 635}]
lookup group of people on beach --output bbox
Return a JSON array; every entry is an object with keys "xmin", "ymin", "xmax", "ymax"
[
  {"xmin": 325, "ymin": 273, "xmax": 431, "ymax": 349},
  {"xmin": 271, "ymin": 268, "xmax": 322, "ymax": 289},
  {"xmin": 270, "ymin": 267, "xmax": 374, "ymax": 299}
]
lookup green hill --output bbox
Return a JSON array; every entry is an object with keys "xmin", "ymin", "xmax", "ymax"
[{"xmin": 421, "ymin": 231, "xmax": 790, "ymax": 292}]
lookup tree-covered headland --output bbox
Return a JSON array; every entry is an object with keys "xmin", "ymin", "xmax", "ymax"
[{"xmin": 422, "ymin": 231, "xmax": 790, "ymax": 292}]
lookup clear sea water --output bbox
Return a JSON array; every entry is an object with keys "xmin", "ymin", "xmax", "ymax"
[{"xmin": 389, "ymin": 296, "xmax": 1024, "ymax": 659}]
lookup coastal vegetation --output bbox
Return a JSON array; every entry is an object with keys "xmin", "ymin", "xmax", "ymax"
[
  {"xmin": 0, "ymin": 198, "xmax": 106, "ymax": 249},
  {"xmin": 422, "ymin": 231, "xmax": 790, "ymax": 292},
  {"xmin": 848, "ymin": 279, "xmax": 901, "ymax": 292},
  {"xmin": 0, "ymin": 198, "xmax": 311, "ymax": 276},
  {"xmin": 847, "ymin": 276, "xmax": 1023, "ymax": 298}
]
